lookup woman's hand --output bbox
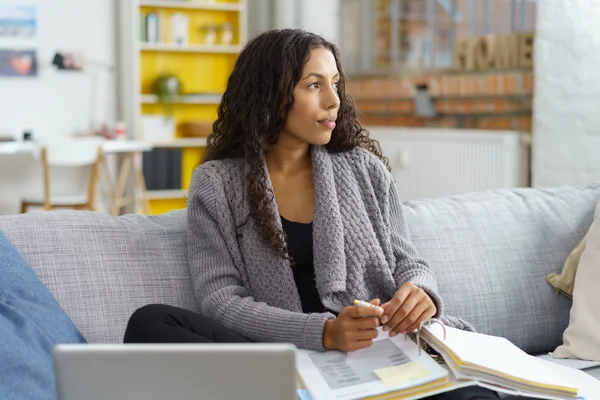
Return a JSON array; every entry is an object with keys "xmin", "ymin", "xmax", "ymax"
[
  {"xmin": 322, "ymin": 299, "xmax": 383, "ymax": 352},
  {"xmin": 380, "ymin": 282, "xmax": 436, "ymax": 337}
]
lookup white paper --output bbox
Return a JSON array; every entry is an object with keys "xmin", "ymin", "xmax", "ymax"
[
  {"xmin": 536, "ymin": 358, "xmax": 600, "ymax": 400},
  {"xmin": 423, "ymin": 324, "xmax": 578, "ymax": 395},
  {"xmin": 296, "ymin": 327, "xmax": 448, "ymax": 400},
  {"xmin": 536, "ymin": 353, "xmax": 600, "ymax": 371}
]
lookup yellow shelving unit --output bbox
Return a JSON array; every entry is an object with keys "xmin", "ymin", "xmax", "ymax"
[{"xmin": 118, "ymin": 0, "xmax": 247, "ymax": 214}]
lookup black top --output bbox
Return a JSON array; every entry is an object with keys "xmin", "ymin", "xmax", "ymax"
[{"xmin": 280, "ymin": 216, "xmax": 327, "ymax": 314}]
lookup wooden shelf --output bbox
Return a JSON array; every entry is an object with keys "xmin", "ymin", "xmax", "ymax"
[
  {"xmin": 120, "ymin": 0, "xmax": 246, "ymax": 215},
  {"xmin": 140, "ymin": 42, "xmax": 241, "ymax": 53},
  {"xmin": 146, "ymin": 189, "xmax": 187, "ymax": 200},
  {"xmin": 147, "ymin": 138, "xmax": 208, "ymax": 148},
  {"xmin": 141, "ymin": 94, "xmax": 222, "ymax": 104},
  {"xmin": 139, "ymin": 1, "xmax": 243, "ymax": 11}
]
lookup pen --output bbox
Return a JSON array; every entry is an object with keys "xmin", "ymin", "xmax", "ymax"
[
  {"xmin": 353, "ymin": 299, "xmax": 383, "ymax": 324},
  {"xmin": 353, "ymin": 299, "xmax": 376, "ymax": 308}
]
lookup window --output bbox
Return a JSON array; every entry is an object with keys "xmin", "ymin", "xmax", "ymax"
[{"xmin": 340, "ymin": 0, "xmax": 537, "ymax": 75}]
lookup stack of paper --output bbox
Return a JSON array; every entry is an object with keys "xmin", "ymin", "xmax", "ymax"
[{"xmin": 420, "ymin": 324, "xmax": 579, "ymax": 400}]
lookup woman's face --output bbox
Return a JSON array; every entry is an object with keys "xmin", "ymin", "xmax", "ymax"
[{"xmin": 280, "ymin": 47, "xmax": 341, "ymax": 146}]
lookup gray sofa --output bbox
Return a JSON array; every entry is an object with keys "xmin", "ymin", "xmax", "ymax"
[{"xmin": 1, "ymin": 183, "xmax": 599, "ymax": 378}]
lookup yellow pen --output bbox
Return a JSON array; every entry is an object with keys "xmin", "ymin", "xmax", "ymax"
[
  {"xmin": 353, "ymin": 299, "xmax": 383, "ymax": 323},
  {"xmin": 353, "ymin": 299, "xmax": 376, "ymax": 308}
]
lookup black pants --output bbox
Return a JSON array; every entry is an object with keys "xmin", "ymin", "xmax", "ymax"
[
  {"xmin": 124, "ymin": 304, "xmax": 500, "ymax": 400},
  {"xmin": 124, "ymin": 303, "xmax": 250, "ymax": 344}
]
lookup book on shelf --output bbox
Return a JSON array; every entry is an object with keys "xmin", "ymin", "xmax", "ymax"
[
  {"xmin": 142, "ymin": 148, "xmax": 182, "ymax": 191},
  {"xmin": 296, "ymin": 319, "xmax": 581, "ymax": 400},
  {"xmin": 140, "ymin": 11, "xmax": 189, "ymax": 45}
]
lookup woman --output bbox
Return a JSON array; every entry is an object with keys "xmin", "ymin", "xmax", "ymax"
[{"xmin": 125, "ymin": 29, "xmax": 500, "ymax": 399}]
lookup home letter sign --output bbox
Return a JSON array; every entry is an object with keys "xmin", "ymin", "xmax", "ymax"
[{"xmin": 454, "ymin": 32, "xmax": 534, "ymax": 71}]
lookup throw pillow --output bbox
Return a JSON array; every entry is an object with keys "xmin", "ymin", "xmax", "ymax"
[
  {"xmin": 546, "ymin": 234, "xmax": 587, "ymax": 299},
  {"xmin": 0, "ymin": 230, "xmax": 86, "ymax": 400},
  {"xmin": 553, "ymin": 202, "xmax": 600, "ymax": 361}
]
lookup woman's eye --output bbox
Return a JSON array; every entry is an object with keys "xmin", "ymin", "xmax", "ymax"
[
  {"xmin": 309, "ymin": 82, "xmax": 319, "ymax": 89},
  {"xmin": 333, "ymin": 82, "xmax": 340, "ymax": 89}
]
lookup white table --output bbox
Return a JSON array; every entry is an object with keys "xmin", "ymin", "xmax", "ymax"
[
  {"xmin": 0, "ymin": 141, "xmax": 37, "ymax": 155},
  {"xmin": 0, "ymin": 140, "xmax": 153, "ymax": 215},
  {"xmin": 0, "ymin": 139, "xmax": 152, "ymax": 155},
  {"xmin": 101, "ymin": 140, "xmax": 153, "ymax": 215}
]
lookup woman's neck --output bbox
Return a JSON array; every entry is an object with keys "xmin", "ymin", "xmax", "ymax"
[{"xmin": 266, "ymin": 138, "xmax": 312, "ymax": 175}]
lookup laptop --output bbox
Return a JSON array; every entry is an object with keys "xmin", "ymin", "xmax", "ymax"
[{"xmin": 53, "ymin": 343, "xmax": 298, "ymax": 400}]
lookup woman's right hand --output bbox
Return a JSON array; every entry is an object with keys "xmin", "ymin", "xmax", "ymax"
[{"xmin": 322, "ymin": 300, "xmax": 384, "ymax": 352}]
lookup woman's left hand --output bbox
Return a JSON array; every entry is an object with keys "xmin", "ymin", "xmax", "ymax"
[{"xmin": 380, "ymin": 282, "xmax": 436, "ymax": 337}]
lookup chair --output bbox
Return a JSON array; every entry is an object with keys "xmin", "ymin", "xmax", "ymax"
[{"xmin": 20, "ymin": 139, "xmax": 104, "ymax": 213}]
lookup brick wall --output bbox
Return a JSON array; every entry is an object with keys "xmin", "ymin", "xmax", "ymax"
[{"xmin": 347, "ymin": 70, "xmax": 533, "ymax": 132}]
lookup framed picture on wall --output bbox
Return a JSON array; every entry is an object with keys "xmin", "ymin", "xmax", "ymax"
[
  {"xmin": 0, "ymin": 5, "xmax": 36, "ymax": 39},
  {"xmin": 0, "ymin": 49, "xmax": 37, "ymax": 77}
]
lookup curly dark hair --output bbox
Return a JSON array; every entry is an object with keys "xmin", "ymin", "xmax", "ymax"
[{"xmin": 204, "ymin": 28, "xmax": 389, "ymax": 260}]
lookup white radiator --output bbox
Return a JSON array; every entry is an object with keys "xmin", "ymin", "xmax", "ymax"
[{"xmin": 367, "ymin": 127, "xmax": 531, "ymax": 201}]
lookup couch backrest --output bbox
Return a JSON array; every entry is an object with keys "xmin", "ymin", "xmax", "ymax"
[
  {"xmin": 0, "ymin": 209, "xmax": 195, "ymax": 344},
  {"xmin": 403, "ymin": 183, "xmax": 600, "ymax": 354},
  {"xmin": 1, "ymin": 183, "xmax": 599, "ymax": 352}
]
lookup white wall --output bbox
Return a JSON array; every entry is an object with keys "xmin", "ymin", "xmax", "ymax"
[
  {"xmin": 532, "ymin": 0, "xmax": 600, "ymax": 187},
  {"xmin": 0, "ymin": 0, "xmax": 117, "ymax": 214},
  {"xmin": 0, "ymin": 0, "xmax": 116, "ymax": 139}
]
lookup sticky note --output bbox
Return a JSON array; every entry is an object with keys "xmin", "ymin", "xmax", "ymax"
[{"xmin": 373, "ymin": 360, "xmax": 431, "ymax": 387}]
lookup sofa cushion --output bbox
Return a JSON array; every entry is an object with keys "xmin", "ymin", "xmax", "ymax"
[
  {"xmin": 554, "ymin": 202, "xmax": 600, "ymax": 361},
  {"xmin": 0, "ymin": 209, "xmax": 196, "ymax": 344},
  {"xmin": 546, "ymin": 230, "xmax": 589, "ymax": 299},
  {"xmin": 403, "ymin": 183, "xmax": 600, "ymax": 354},
  {"xmin": 0, "ymin": 230, "xmax": 86, "ymax": 399}
]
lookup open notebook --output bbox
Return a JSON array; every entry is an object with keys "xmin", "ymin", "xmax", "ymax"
[{"xmin": 296, "ymin": 319, "xmax": 581, "ymax": 400}]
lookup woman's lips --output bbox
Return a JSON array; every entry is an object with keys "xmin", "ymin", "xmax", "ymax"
[{"xmin": 318, "ymin": 120, "xmax": 336, "ymax": 130}]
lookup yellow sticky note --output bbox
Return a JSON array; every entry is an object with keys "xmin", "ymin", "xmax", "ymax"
[{"xmin": 373, "ymin": 360, "xmax": 431, "ymax": 387}]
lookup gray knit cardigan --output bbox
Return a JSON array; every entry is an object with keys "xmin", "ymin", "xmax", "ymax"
[{"xmin": 187, "ymin": 145, "xmax": 474, "ymax": 351}]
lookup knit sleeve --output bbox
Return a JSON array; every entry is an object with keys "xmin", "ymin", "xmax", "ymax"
[
  {"xmin": 386, "ymin": 174, "xmax": 476, "ymax": 332},
  {"xmin": 186, "ymin": 166, "xmax": 335, "ymax": 351},
  {"xmin": 386, "ymin": 177, "xmax": 444, "ymax": 317}
]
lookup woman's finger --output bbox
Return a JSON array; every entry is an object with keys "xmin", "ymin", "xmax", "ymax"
[
  {"xmin": 383, "ymin": 290, "xmax": 422, "ymax": 332},
  {"xmin": 380, "ymin": 283, "xmax": 412, "ymax": 324},
  {"xmin": 391, "ymin": 300, "xmax": 429, "ymax": 335},
  {"xmin": 352, "ymin": 316, "xmax": 381, "ymax": 330},
  {"xmin": 404, "ymin": 305, "xmax": 436, "ymax": 334},
  {"xmin": 352, "ymin": 327, "xmax": 379, "ymax": 341}
]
